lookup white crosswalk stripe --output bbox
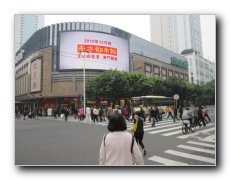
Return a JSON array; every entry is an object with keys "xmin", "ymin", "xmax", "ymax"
[
  {"xmin": 147, "ymin": 139, "xmax": 215, "ymax": 165},
  {"xmin": 176, "ymin": 126, "xmax": 215, "ymax": 139},
  {"xmin": 186, "ymin": 141, "xmax": 215, "ymax": 148},
  {"xmin": 177, "ymin": 144, "xmax": 215, "ymax": 154},
  {"xmin": 148, "ymin": 156, "xmax": 188, "ymax": 166},
  {"xmin": 164, "ymin": 149, "xmax": 215, "ymax": 164}
]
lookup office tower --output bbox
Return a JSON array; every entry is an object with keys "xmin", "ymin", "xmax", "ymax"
[
  {"xmin": 150, "ymin": 15, "xmax": 175, "ymax": 52},
  {"xmin": 15, "ymin": 15, "xmax": 44, "ymax": 53},
  {"xmin": 150, "ymin": 15, "xmax": 215, "ymax": 85}
]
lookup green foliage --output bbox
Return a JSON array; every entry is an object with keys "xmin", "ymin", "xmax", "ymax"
[{"xmin": 85, "ymin": 70, "xmax": 215, "ymax": 105}]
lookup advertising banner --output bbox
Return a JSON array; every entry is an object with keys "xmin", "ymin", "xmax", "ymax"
[
  {"xmin": 59, "ymin": 32, "xmax": 129, "ymax": 71},
  {"xmin": 30, "ymin": 58, "xmax": 42, "ymax": 92}
]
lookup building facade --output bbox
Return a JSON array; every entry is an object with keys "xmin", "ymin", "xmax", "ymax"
[
  {"xmin": 150, "ymin": 15, "xmax": 215, "ymax": 85},
  {"xmin": 15, "ymin": 21, "xmax": 188, "ymax": 113},
  {"xmin": 15, "ymin": 15, "xmax": 44, "ymax": 53},
  {"xmin": 150, "ymin": 15, "xmax": 175, "ymax": 52}
]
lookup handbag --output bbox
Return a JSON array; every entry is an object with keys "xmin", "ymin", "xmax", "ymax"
[
  {"xmin": 130, "ymin": 118, "xmax": 138, "ymax": 132},
  {"xmin": 129, "ymin": 115, "xmax": 133, "ymax": 121}
]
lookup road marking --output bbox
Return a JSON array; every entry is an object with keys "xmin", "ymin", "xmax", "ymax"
[
  {"xmin": 148, "ymin": 126, "xmax": 181, "ymax": 134},
  {"xmin": 165, "ymin": 149, "xmax": 215, "ymax": 164},
  {"xmin": 177, "ymin": 145, "xmax": 215, "ymax": 154},
  {"xmin": 162, "ymin": 130, "xmax": 182, "ymax": 136},
  {"xmin": 148, "ymin": 156, "xmax": 188, "ymax": 166},
  {"xmin": 144, "ymin": 123, "xmax": 180, "ymax": 132},
  {"xmin": 203, "ymin": 134, "xmax": 215, "ymax": 141},
  {"xmin": 177, "ymin": 127, "xmax": 215, "ymax": 139},
  {"xmin": 162, "ymin": 123, "xmax": 215, "ymax": 136},
  {"xmin": 187, "ymin": 141, "xmax": 215, "ymax": 148}
]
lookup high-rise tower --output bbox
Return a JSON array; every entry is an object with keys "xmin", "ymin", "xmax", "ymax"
[
  {"xmin": 150, "ymin": 15, "xmax": 215, "ymax": 85},
  {"xmin": 15, "ymin": 15, "xmax": 44, "ymax": 53}
]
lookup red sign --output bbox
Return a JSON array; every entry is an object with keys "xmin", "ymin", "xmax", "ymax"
[
  {"xmin": 77, "ymin": 44, "xmax": 117, "ymax": 56},
  {"xmin": 64, "ymin": 98, "xmax": 69, "ymax": 101},
  {"xmin": 73, "ymin": 98, "xmax": 78, "ymax": 102}
]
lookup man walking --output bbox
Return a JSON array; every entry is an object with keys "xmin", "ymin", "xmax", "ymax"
[{"xmin": 173, "ymin": 107, "xmax": 180, "ymax": 122}]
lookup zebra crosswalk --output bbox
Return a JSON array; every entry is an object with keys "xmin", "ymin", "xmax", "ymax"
[
  {"xmin": 148, "ymin": 140, "xmax": 216, "ymax": 165},
  {"xmin": 80, "ymin": 118, "xmax": 215, "ymax": 140},
  {"xmin": 85, "ymin": 119, "xmax": 216, "ymax": 165}
]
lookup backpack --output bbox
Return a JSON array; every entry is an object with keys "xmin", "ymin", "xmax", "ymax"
[{"xmin": 103, "ymin": 134, "xmax": 135, "ymax": 153}]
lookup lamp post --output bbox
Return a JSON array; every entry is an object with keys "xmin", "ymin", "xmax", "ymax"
[{"xmin": 80, "ymin": 51, "xmax": 88, "ymax": 115}]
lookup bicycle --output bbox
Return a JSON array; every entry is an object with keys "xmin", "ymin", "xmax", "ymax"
[{"xmin": 182, "ymin": 118, "xmax": 196, "ymax": 134}]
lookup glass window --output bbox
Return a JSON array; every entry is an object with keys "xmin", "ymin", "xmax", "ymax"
[
  {"xmin": 80, "ymin": 22, "xmax": 85, "ymax": 30},
  {"xmin": 71, "ymin": 22, "xmax": 75, "ymax": 30},
  {"xmin": 59, "ymin": 23, "xmax": 62, "ymax": 31},
  {"xmin": 63, "ymin": 23, "xmax": 66, "ymax": 31},
  {"xmin": 89, "ymin": 22, "xmax": 94, "ymax": 31},
  {"xmin": 102, "ymin": 25, "xmax": 107, "ymax": 32},
  {"xmin": 85, "ymin": 22, "xmax": 90, "ymax": 30},
  {"xmin": 196, "ymin": 58, "xmax": 198, "ymax": 66},
  {"xmin": 199, "ymin": 60, "xmax": 204, "ymax": 68},
  {"xmin": 190, "ymin": 58, "xmax": 193, "ymax": 66},
  {"xmin": 98, "ymin": 24, "xmax": 103, "ymax": 31},
  {"xmin": 54, "ymin": 24, "xmax": 57, "ymax": 46},
  {"xmin": 106, "ymin": 25, "xmax": 111, "ymax": 33},
  {"xmin": 67, "ymin": 22, "xmax": 71, "ymax": 30},
  {"xmin": 94, "ymin": 23, "xmax": 99, "ymax": 31},
  {"xmin": 76, "ymin": 22, "xmax": 80, "ymax": 30}
]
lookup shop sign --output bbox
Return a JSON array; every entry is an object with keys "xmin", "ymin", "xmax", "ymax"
[
  {"xmin": 171, "ymin": 57, "xmax": 188, "ymax": 70},
  {"xmin": 15, "ymin": 49, "xmax": 25, "ymax": 64},
  {"xmin": 132, "ymin": 97, "xmax": 140, "ymax": 101},
  {"xmin": 73, "ymin": 98, "xmax": 78, "ymax": 102},
  {"xmin": 63, "ymin": 97, "xmax": 69, "ymax": 101}
]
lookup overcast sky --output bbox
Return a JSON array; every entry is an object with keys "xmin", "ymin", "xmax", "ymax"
[{"xmin": 45, "ymin": 15, "xmax": 216, "ymax": 62}]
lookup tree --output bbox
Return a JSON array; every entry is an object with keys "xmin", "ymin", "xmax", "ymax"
[{"xmin": 86, "ymin": 70, "xmax": 215, "ymax": 106}]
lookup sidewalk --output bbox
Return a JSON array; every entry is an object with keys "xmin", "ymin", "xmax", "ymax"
[
  {"xmin": 15, "ymin": 115, "xmax": 108, "ymax": 123},
  {"xmin": 15, "ymin": 115, "xmax": 76, "ymax": 121}
]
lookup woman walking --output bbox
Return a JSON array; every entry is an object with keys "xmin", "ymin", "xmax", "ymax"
[
  {"xmin": 133, "ymin": 111, "xmax": 146, "ymax": 156},
  {"xmin": 99, "ymin": 114, "xmax": 144, "ymax": 165}
]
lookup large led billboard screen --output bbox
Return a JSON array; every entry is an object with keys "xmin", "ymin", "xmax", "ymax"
[{"xmin": 59, "ymin": 32, "xmax": 129, "ymax": 71}]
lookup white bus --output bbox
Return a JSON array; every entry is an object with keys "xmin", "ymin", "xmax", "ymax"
[{"xmin": 131, "ymin": 95, "xmax": 175, "ymax": 113}]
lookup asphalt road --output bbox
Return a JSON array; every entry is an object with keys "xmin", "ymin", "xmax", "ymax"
[{"xmin": 15, "ymin": 107, "xmax": 215, "ymax": 166}]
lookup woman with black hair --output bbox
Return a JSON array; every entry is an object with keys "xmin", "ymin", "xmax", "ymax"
[
  {"xmin": 133, "ymin": 111, "xmax": 146, "ymax": 156},
  {"xmin": 99, "ymin": 114, "xmax": 144, "ymax": 165}
]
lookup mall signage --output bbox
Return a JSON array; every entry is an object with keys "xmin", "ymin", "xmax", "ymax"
[{"xmin": 170, "ymin": 56, "xmax": 188, "ymax": 70}]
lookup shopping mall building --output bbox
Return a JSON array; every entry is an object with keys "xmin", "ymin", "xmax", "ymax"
[{"xmin": 15, "ymin": 22, "xmax": 188, "ymax": 113}]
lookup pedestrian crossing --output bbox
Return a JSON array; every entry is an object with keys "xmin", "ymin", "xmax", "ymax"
[
  {"xmin": 59, "ymin": 117, "xmax": 216, "ymax": 165},
  {"xmin": 78, "ymin": 118, "xmax": 215, "ymax": 139},
  {"xmin": 86, "ymin": 118, "xmax": 216, "ymax": 166},
  {"xmin": 147, "ymin": 140, "xmax": 216, "ymax": 166}
]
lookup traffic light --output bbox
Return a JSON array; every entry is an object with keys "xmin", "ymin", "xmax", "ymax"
[{"xmin": 78, "ymin": 94, "xmax": 82, "ymax": 101}]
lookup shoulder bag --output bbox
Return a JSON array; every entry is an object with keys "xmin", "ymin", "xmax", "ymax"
[{"xmin": 130, "ymin": 118, "xmax": 138, "ymax": 132}]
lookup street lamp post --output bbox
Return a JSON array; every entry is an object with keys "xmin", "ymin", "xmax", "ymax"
[{"xmin": 80, "ymin": 51, "xmax": 88, "ymax": 115}]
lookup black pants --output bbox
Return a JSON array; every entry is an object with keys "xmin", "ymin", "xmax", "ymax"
[
  {"xmin": 134, "ymin": 132, "xmax": 145, "ymax": 150},
  {"xmin": 205, "ymin": 114, "xmax": 211, "ymax": 122},
  {"xmin": 179, "ymin": 113, "xmax": 183, "ymax": 120},
  {"xmin": 167, "ymin": 112, "xmax": 174, "ymax": 119},
  {"xmin": 198, "ymin": 116, "xmax": 206, "ymax": 126},
  {"xmin": 173, "ymin": 114, "xmax": 180, "ymax": 122}
]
